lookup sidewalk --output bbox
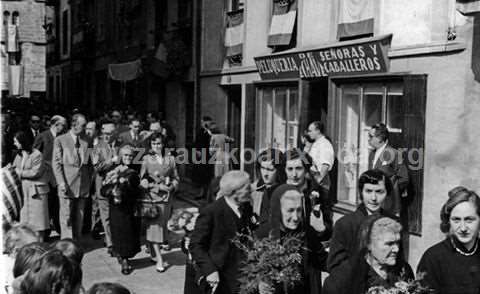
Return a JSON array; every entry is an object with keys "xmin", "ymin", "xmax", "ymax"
[{"xmin": 82, "ymin": 181, "xmax": 203, "ymax": 294}]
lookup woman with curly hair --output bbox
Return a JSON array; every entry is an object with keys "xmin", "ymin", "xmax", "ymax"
[{"xmin": 417, "ymin": 186, "xmax": 480, "ymax": 294}]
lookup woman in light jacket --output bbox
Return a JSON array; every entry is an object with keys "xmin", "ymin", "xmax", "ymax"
[
  {"xmin": 140, "ymin": 133, "xmax": 179, "ymax": 272},
  {"xmin": 12, "ymin": 131, "xmax": 50, "ymax": 241}
]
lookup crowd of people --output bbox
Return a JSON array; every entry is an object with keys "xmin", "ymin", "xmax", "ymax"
[{"xmin": 1, "ymin": 105, "xmax": 480, "ymax": 294}]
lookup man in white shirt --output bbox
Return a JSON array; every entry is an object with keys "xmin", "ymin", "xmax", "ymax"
[{"xmin": 306, "ymin": 121, "xmax": 335, "ymax": 191}]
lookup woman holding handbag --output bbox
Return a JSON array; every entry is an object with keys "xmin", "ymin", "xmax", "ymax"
[
  {"xmin": 140, "ymin": 133, "xmax": 179, "ymax": 273},
  {"xmin": 101, "ymin": 144, "xmax": 141, "ymax": 275}
]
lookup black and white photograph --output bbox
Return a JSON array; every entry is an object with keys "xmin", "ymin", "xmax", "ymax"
[{"xmin": 1, "ymin": 0, "xmax": 480, "ymax": 293}]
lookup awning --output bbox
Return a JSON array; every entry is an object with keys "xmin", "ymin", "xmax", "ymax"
[
  {"xmin": 254, "ymin": 34, "xmax": 392, "ymax": 80},
  {"xmin": 225, "ymin": 9, "xmax": 244, "ymax": 57},
  {"xmin": 267, "ymin": 0, "xmax": 297, "ymax": 47},
  {"xmin": 337, "ymin": 0, "xmax": 374, "ymax": 40},
  {"xmin": 108, "ymin": 59, "xmax": 142, "ymax": 81}
]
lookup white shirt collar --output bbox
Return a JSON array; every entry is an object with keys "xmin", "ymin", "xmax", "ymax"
[
  {"xmin": 50, "ymin": 129, "xmax": 56, "ymax": 138},
  {"xmin": 373, "ymin": 142, "xmax": 388, "ymax": 166},
  {"xmin": 224, "ymin": 196, "xmax": 241, "ymax": 218},
  {"xmin": 70, "ymin": 130, "xmax": 78, "ymax": 142}
]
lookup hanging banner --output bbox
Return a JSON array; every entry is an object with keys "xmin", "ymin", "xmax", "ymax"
[
  {"xmin": 108, "ymin": 59, "xmax": 142, "ymax": 81},
  {"xmin": 6, "ymin": 25, "xmax": 19, "ymax": 52},
  {"xmin": 9, "ymin": 65, "xmax": 24, "ymax": 96},
  {"xmin": 337, "ymin": 0, "xmax": 374, "ymax": 39},
  {"xmin": 225, "ymin": 9, "xmax": 244, "ymax": 57},
  {"xmin": 254, "ymin": 35, "xmax": 392, "ymax": 80},
  {"xmin": 268, "ymin": 0, "xmax": 297, "ymax": 47}
]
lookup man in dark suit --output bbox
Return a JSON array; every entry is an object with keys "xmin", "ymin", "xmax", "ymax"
[
  {"xmin": 368, "ymin": 123, "xmax": 409, "ymax": 215},
  {"xmin": 28, "ymin": 114, "xmax": 43, "ymax": 140},
  {"xmin": 34, "ymin": 115, "xmax": 67, "ymax": 235},
  {"xmin": 190, "ymin": 170, "xmax": 256, "ymax": 294},
  {"xmin": 117, "ymin": 118, "xmax": 146, "ymax": 167},
  {"xmin": 53, "ymin": 113, "xmax": 93, "ymax": 240}
]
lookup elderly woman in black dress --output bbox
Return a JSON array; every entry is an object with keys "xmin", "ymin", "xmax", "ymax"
[
  {"xmin": 101, "ymin": 145, "xmax": 141, "ymax": 275},
  {"xmin": 323, "ymin": 215, "xmax": 413, "ymax": 294},
  {"xmin": 417, "ymin": 186, "xmax": 480, "ymax": 294}
]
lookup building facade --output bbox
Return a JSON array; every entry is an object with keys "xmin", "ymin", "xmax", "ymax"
[
  {"xmin": 46, "ymin": 0, "xmax": 197, "ymax": 163},
  {"xmin": 198, "ymin": 0, "xmax": 480, "ymax": 267}
]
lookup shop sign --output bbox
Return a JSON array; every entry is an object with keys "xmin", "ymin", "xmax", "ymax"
[{"xmin": 254, "ymin": 35, "xmax": 392, "ymax": 80}]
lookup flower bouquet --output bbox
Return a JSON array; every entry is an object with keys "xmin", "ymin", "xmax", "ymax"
[
  {"xmin": 101, "ymin": 165, "xmax": 129, "ymax": 204},
  {"xmin": 140, "ymin": 171, "xmax": 172, "ymax": 202},
  {"xmin": 367, "ymin": 272, "xmax": 432, "ymax": 294},
  {"xmin": 231, "ymin": 232, "xmax": 304, "ymax": 294}
]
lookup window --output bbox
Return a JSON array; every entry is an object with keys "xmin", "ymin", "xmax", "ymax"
[
  {"xmin": 228, "ymin": 0, "xmax": 245, "ymax": 12},
  {"xmin": 256, "ymin": 86, "xmax": 300, "ymax": 152},
  {"xmin": 336, "ymin": 82, "xmax": 404, "ymax": 205}
]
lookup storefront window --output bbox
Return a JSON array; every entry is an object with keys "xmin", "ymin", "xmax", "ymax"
[
  {"xmin": 256, "ymin": 86, "xmax": 299, "ymax": 152},
  {"xmin": 337, "ymin": 82, "xmax": 403, "ymax": 206}
]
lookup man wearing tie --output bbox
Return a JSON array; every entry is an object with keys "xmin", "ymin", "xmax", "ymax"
[
  {"xmin": 34, "ymin": 115, "xmax": 67, "ymax": 235},
  {"xmin": 91, "ymin": 121, "xmax": 118, "ymax": 254},
  {"xmin": 367, "ymin": 123, "xmax": 409, "ymax": 215},
  {"xmin": 28, "ymin": 114, "xmax": 43, "ymax": 139},
  {"xmin": 53, "ymin": 113, "xmax": 92, "ymax": 240},
  {"xmin": 117, "ymin": 118, "xmax": 145, "ymax": 163}
]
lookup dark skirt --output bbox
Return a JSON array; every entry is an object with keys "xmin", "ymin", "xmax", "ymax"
[{"xmin": 109, "ymin": 203, "xmax": 140, "ymax": 258}]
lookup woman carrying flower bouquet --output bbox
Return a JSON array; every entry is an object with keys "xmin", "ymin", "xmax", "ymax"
[
  {"xmin": 323, "ymin": 215, "xmax": 414, "ymax": 294},
  {"xmin": 254, "ymin": 184, "xmax": 309, "ymax": 294},
  {"xmin": 139, "ymin": 133, "xmax": 179, "ymax": 273},
  {"xmin": 417, "ymin": 186, "xmax": 480, "ymax": 294},
  {"xmin": 101, "ymin": 144, "xmax": 141, "ymax": 275}
]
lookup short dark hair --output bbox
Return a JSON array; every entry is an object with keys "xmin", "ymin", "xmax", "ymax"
[
  {"xmin": 440, "ymin": 186, "xmax": 480, "ymax": 233},
  {"xmin": 13, "ymin": 242, "xmax": 49, "ymax": 278},
  {"xmin": 358, "ymin": 169, "xmax": 393, "ymax": 200},
  {"xmin": 51, "ymin": 238, "xmax": 84, "ymax": 265},
  {"xmin": 20, "ymin": 249, "xmax": 82, "ymax": 294},
  {"xmin": 88, "ymin": 283, "xmax": 131, "ymax": 294},
  {"xmin": 310, "ymin": 121, "xmax": 325, "ymax": 134},
  {"xmin": 283, "ymin": 148, "xmax": 312, "ymax": 171},
  {"xmin": 371, "ymin": 123, "xmax": 389, "ymax": 142},
  {"xmin": 14, "ymin": 131, "xmax": 34, "ymax": 153},
  {"xmin": 202, "ymin": 116, "xmax": 212, "ymax": 122},
  {"xmin": 256, "ymin": 148, "xmax": 286, "ymax": 182}
]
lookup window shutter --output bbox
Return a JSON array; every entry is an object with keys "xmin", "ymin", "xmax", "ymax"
[
  {"xmin": 402, "ymin": 74, "xmax": 427, "ymax": 235},
  {"xmin": 244, "ymin": 83, "xmax": 256, "ymax": 176}
]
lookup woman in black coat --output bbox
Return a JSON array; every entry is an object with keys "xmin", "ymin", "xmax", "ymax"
[
  {"xmin": 256, "ymin": 184, "xmax": 325, "ymax": 294},
  {"xmin": 327, "ymin": 169, "xmax": 396, "ymax": 272},
  {"xmin": 323, "ymin": 215, "xmax": 414, "ymax": 294},
  {"xmin": 102, "ymin": 145, "xmax": 141, "ymax": 275},
  {"xmin": 417, "ymin": 186, "xmax": 480, "ymax": 294}
]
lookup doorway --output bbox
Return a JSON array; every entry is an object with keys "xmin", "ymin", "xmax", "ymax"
[{"xmin": 225, "ymin": 85, "xmax": 241, "ymax": 170}]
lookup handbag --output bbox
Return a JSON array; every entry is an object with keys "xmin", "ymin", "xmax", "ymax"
[{"xmin": 135, "ymin": 189, "xmax": 160, "ymax": 219}]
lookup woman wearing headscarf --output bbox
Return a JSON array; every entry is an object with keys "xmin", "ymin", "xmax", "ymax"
[
  {"xmin": 323, "ymin": 215, "xmax": 413, "ymax": 294},
  {"xmin": 256, "ymin": 184, "xmax": 327, "ymax": 294},
  {"xmin": 417, "ymin": 186, "xmax": 480, "ymax": 294},
  {"xmin": 12, "ymin": 131, "xmax": 50, "ymax": 241},
  {"xmin": 101, "ymin": 144, "xmax": 141, "ymax": 275}
]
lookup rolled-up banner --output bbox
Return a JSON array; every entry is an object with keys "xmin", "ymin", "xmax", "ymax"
[{"xmin": 8, "ymin": 65, "xmax": 24, "ymax": 96}]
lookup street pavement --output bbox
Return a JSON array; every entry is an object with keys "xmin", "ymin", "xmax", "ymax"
[{"xmin": 81, "ymin": 179, "xmax": 205, "ymax": 294}]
